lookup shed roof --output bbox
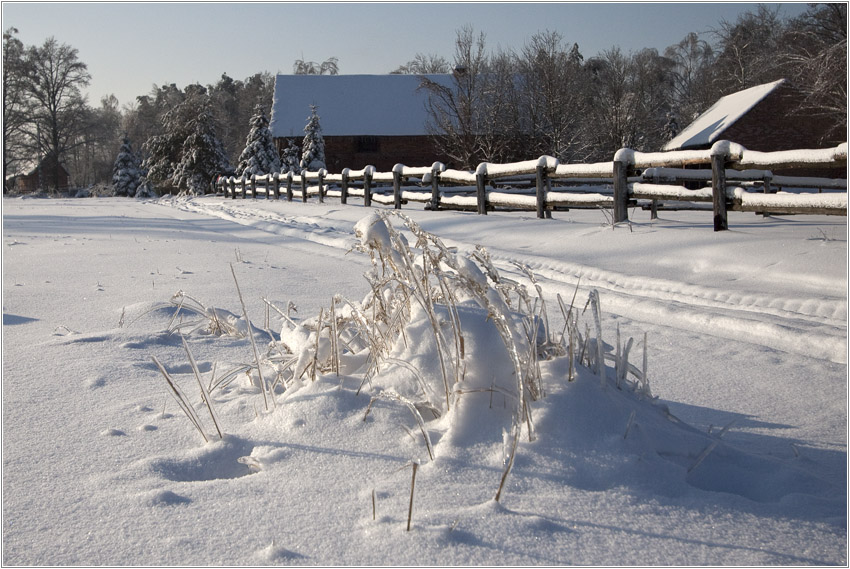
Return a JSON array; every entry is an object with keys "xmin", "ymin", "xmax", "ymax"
[
  {"xmin": 269, "ymin": 74, "xmax": 453, "ymax": 138},
  {"xmin": 663, "ymin": 79, "xmax": 786, "ymax": 151}
]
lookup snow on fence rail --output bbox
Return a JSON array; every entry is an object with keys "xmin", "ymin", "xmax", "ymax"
[{"xmin": 215, "ymin": 141, "xmax": 846, "ymax": 231}]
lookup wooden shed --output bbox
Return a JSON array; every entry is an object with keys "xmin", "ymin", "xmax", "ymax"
[
  {"xmin": 269, "ymin": 74, "xmax": 453, "ymax": 171},
  {"xmin": 6, "ymin": 154, "xmax": 70, "ymax": 193},
  {"xmin": 664, "ymin": 79, "xmax": 842, "ymax": 153}
]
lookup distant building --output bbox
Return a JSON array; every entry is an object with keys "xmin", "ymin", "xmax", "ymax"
[
  {"xmin": 269, "ymin": 74, "xmax": 454, "ymax": 171},
  {"xmin": 5, "ymin": 154, "xmax": 70, "ymax": 193},
  {"xmin": 664, "ymin": 79, "xmax": 841, "ymax": 153}
]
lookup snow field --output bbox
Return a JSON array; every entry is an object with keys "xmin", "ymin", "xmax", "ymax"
[{"xmin": 2, "ymin": 196, "xmax": 845, "ymax": 565}]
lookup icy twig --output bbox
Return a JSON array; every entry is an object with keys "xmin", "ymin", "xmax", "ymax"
[
  {"xmin": 231, "ymin": 263, "xmax": 271, "ymax": 411},
  {"xmin": 151, "ymin": 356, "xmax": 208, "ymax": 443},
  {"xmin": 182, "ymin": 335, "xmax": 223, "ymax": 440}
]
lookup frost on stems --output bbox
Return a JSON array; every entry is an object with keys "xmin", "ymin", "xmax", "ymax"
[
  {"xmin": 145, "ymin": 212, "xmax": 653, "ymax": 504},
  {"xmin": 587, "ymin": 289, "xmax": 606, "ymax": 387}
]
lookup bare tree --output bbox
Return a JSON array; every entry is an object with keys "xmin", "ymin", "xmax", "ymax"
[
  {"xmin": 711, "ymin": 5, "xmax": 789, "ymax": 93},
  {"xmin": 585, "ymin": 47, "xmax": 674, "ymax": 158},
  {"xmin": 66, "ymin": 94, "xmax": 122, "ymax": 186},
  {"xmin": 585, "ymin": 48, "xmax": 635, "ymax": 159},
  {"xmin": 518, "ymin": 31, "xmax": 591, "ymax": 162},
  {"xmin": 784, "ymin": 3, "xmax": 847, "ymax": 139},
  {"xmin": 391, "ymin": 53, "xmax": 451, "ymax": 74},
  {"xmin": 23, "ymin": 36, "xmax": 91, "ymax": 192},
  {"xmin": 664, "ymin": 32, "xmax": 716, "ymax": 125},
  {"xmin": 475, "ymin": 47, "xmax": 524, "ymax": 163},
  {"xmin": 293, "ymin": 57, "xmax": 339, "ymax": 75},
  {"xmin": 418, "ymin": 26, "xmax": 490, "ymax": 168},
  {"xmin": 3, "ymin": 27, "xmax": 30, "ymax": 189},
  {"xmin": 630, "ymin": 48, "xmax": 675, "ymax": 149}
]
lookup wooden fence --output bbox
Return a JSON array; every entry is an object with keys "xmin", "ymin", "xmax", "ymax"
[{"xmin": 214, "ymin": 140, "xmax": 847, "ymax": 231}]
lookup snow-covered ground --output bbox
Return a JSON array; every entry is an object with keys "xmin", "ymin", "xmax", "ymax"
[{"xmin": 2, "ymin": 195, "xmax": 846, "ymax": 565}]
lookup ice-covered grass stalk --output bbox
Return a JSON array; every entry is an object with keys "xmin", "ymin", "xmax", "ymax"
[
  {"xmin": 152, "ymin": 355, "xmax": 219, "ymax": 443},
  {"xmin": 141, "ymin": 211, "xmax": 652, "ymax": 504},
  {"xmin": 231, "ymin": 263, "xmax": 271, "ymax": 411},
  {"xmin": 182, "ymin": 335, "xmax": 223, "ymax": 440},
  {"xmin": 407, "ymin": 461, "xmax": 419, "ymax": 532}
]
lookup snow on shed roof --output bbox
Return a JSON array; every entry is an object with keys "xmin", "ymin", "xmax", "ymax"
[
  {"xmin": 664, "ymin": 79, "xmax": 786, "ymax": 151},
  {"xmin": 269, "ymin": 74, "xmax": 454, "ymax": 138}
]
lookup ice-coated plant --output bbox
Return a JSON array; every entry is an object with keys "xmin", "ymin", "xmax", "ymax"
[{"xmin": 141, "ymin": 211, "xmax": 652, "ymax": 503}]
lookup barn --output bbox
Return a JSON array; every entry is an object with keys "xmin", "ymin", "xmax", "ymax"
[
  {"xmin": 4, "ymin": 154, "xmax": 70, "ymax": 194},
  {"xmin": 269, "ymin": 74, "xmax": 454, "ymax": 172},
  {"xmin": 664, "ymin": 78, "xmax": 842, "ymax": 153}
]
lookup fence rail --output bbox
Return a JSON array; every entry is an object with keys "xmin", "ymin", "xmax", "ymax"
[{"xmin": 215, "ymin": 141, "xmax": 846, "ymax": 231}]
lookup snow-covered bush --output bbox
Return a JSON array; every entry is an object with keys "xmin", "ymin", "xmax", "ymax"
[
  {"xmin": 74, "ymin": 184, "xmax": 115, "ymax": 198},
  {"xmin": 134, "ymin": 178, "xmax": 157, "ymax": 199},
  {"xmin": 112, "ymin": 135, "xmax": 143, "ymax": 196},
  {"xmin": 235, "ymin": 105, "xmax": 281, "ymax": 177},
  {"xmin": 300, "ymin": 104, "xmax": 326, "ymax": 171}
]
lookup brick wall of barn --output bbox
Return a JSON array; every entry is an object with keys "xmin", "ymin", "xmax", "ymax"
[
  {"xmin": 723, "ymin": 87, "xmax": 842, "ymax": 152},
  {"xmin": 277, "ymin": 135, "xmax": 451, "ymax": 172}
]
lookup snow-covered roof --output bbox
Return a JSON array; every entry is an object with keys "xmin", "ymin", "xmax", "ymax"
[
  {"xmin": 664, "ymin": 79, "xmax": 786, "ymax": 151},
  {"xmin": 269, "ymin": 74, "xmax": 453, "ymax": 138}
]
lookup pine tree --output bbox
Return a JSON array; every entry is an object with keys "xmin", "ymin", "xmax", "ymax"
[
  {"xmin": 281, "ymin": 138, "xmax": 301, "ymax": 173},
  {"xmin": 300, "ymin": 104, "xmax": 326, "ymax": 171},
  {"xmin": 142, "ymin": 85, "xmax": 231, "ymax": 194},
  {"xmin": 171, "ymin": 97, "xmax": 231, "ymax": 195},
  {"xmin": 112, "ymin": 134, "xmax": 142, "ymax": 196},
  {"xmin": 236, "ymin": 105, "xmax": 280, "ymax": 176},
  {"xmin": 142, "ymin": 97, "xmax": 192, "ymax": 188}
]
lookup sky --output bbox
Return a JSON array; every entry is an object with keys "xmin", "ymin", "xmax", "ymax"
[{"xmin": 2, "ymin": 2, "xmax": 810, "ymax": 109}]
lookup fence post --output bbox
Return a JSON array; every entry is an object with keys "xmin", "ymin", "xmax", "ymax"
[
  {"xmin": 475, "ymin": 163, "xmax": 488, "ymax": 215},
  {"xmin": 364, "ymin": 166, "xmax": 374, "ymax": 207},
  {"xmin": 710, "ymin": 143, "xmax": 729, "ymax": 231},
  {"xmin": 318, "ymin": 169, "xmax": 325, "ymax": 204},
  {"xmin": 430, "ymin": 162, "xmax": 443, "ymax": 210},
  {"xmin": 240, "ymin": 174, "xmax": 248, "ymax": 199},
  {"xmin": 230, "ymin": 177, "xmax": 236, "ymax": 199},
  {"xmin": 759, "ymin": 172, "xmax": 773, "ymax": 217},
  {"xmin": 285, "ymin": 171, "xmax": 293, "ymax": 201},
  {"xmin": 392, "ymin": 164, "xmax": 404, "ymax": 209},
  {"xmin": 251, "ymin": 174, "xmax": 257, "ymax": 199},
  {"xmin": 535, "ymin": 157, "xmax": 551, "ymax": 219},
  {"xmin": 301, "ymin": 170, "xmax": 308, "ymax": 202},
  {"xmin": 272, "ymin": 172, "xmax": 280, "ymax": 199},
  {"xmin": 613, "ymin": 149, "xmax": 631, "ymax": 223},
  {"xmin": 341, "ymin": 168, "xmax": 349, "ymax": 205}
]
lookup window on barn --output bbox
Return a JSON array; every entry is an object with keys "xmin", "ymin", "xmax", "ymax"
[{"xmin": 355, "ymin": 136, "xmax": 380, "ymax": 153}]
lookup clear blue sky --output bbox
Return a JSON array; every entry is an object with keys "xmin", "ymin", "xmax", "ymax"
[{"xmin": 2, "ymin": 2, "xmax": 809, "ymax": 108}]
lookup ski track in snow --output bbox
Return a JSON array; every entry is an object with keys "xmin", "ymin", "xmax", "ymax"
[{"xmin": 163, "ymin": 198, "xmax": 847, "ymax": 364}]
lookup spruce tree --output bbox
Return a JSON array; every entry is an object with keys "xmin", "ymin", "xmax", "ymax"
[
  {"xmin": 143, "ymin": 86, "xmax": 231, "ymax": 195},
  {"xmin": 281, "ymin": 138, "xmax": 301, "ymax": 173},
  {"xmin": 171, "ymin": 97, "xmax": 231, "ymax": 195},
  {"xmin": 112, "ymin": 135, "xmax": 142, "ymax": 196},
  {"xmin": 236, "ymin": 105, "xmax": 280, "ymax": 176},
  {"xmin": 300, "ymin": 104, "xmax": 326, "ymax": 171}
]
